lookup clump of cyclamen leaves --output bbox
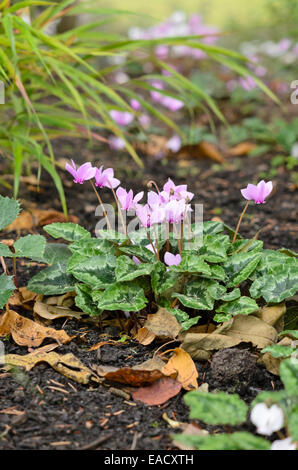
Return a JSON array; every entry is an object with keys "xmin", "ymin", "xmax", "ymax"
[{"xmin": 25, "ymin": 170, "xmax": 298, "ymax": 331}]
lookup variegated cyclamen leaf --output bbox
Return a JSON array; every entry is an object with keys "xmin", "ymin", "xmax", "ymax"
[
  {"xmin": 202, "ymin": 221, "xmax": 224, "ymax": 235},
  {"xmin": 42, "ymin": 243, "xmax": 72, "ymax": 265},
  {"xmin": 95, "ymin": 282, "xmax": 147, "ymax": 312},
  {"xmin": 44, "ymin": 222, "xmax": 90, "ymax": 242},
  {"xmin": 199, "ymin": 234, "xmax": 229, "ymax": 263},
  {"xmin": 167, "ymin": 307, "xmax": 201, "ymax": 331},
  {"xmin": 220, "ymin": 288, "xmax": 241, "ymax": 302},
  {"xmin": 116, "ymin": 255, "xmax": 155, "ymax": 282},
  {"xmin": 27, "ymin": 263, "xmax": 76, "ymax": 295},
  {"xmin": 0, "ymin": 196, "xmax": 20, "ymax": 230},
  {"xmin": 74, "ymin": 284, "xmax": 102, "ymax": 316},
  {"xmin": 0, "ymin": 274, "xmax": 15, "ymax": 309},
  {"xmin": 280, "ymin": 359, "xmax": 298, "ymax": 395},
  {"xmin": 253, "ymin": 250, "xmax": 297, "ymax": 278},
  {"xmin": 261, "ymin": 344, "xmax": 296, "ymax": 358},
  {"xmin": 184, "ymin": 390, "xmax": 248, "ymax": 425},
  {"xmin": 0, "ymin": 243, "xmax": 13, "ymax": 257},
  {"xmin": 173, "ymin": 279, "xmax": 223, "ymax": 311},
  {"xmin": 203, "ymin": 264, "xmax": 226, "ymax": 281},
  {"xmin": 118, "ymin": 245, "xmax": 156, "ymax": 263},
  {"xmin": 228, "ymin": 239, "xmax": 263, "ymax": 255},
  {"xmin": 70, "ymin": 255, "xmax": 116, "ymax": 289},
  {"xmin": 69, "ymin": 238, "xmax": 115, "ymax": 256},
  {"xmin": 223, "ymin": 251, "xmax": 262, "ymax": 287},
  {"xmin": 14, "ymin": 234, "xmax": 46, "ymax": 261},
  {"xmin": 151, "ymin": 262, "xmax": 182, "ymax": 295},
  {"xmin": 173, "ymin": 432, "xmax": 270, "ymax": 451},
  {"xmin": 216, "ymin": 296, "xmax": 258, "ymax": 316},
  {"xmin": 250, "ymin": 267, "xmax": 298, "ymax": 303},
  {"xmin": 172, "ymin": 252, "xmax": 211, "ymax": 276}
]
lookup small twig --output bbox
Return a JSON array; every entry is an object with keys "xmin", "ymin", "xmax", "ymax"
[
  {"xmin": 130, "ymin": 432, "xmax": 143, "ymax": 451},
  {"xmin": 79, "ymin": 433, "xmax": 113, "ymax": 450}
]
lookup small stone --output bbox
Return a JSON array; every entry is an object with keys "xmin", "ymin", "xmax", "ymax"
[{"xmin": 210, "ymin": 348, "xmax": 258, "ymax": 388}]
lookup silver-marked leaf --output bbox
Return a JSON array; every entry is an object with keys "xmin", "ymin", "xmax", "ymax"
[
  {"xmin": 173, "ymin": 279, "xmax": 224, "ymax": 310},
  {"xmin": 0, "ymin": 196, "xmax": 20, "ymax": 230},
  {"xmin": 167, "ymin": 307, "xmax": 201, "ymax": 331},
  {"xmin": 203, "ymin": 264, "xmax": 226, "ymax": 281},
  {"xmin": 280, "ymin": 359, "xmax": 298, "ymax": 394},
  {"xmin": 74, "ymin": 284, "xmax": 102, "ymax": 316},
  {"xmin": 261, "ymin": 345, "xmax": 296, "ymax": 358},
  {"xmin": 44, "ymin": 223, "xmax": 90, "ymax": 242},
  {"xmin": 250, "ymin": 266, "xmax": 298, "ymax": 303},
  {"xmin": 14, "ymin": 234, "xmax": 46, "ymax": 261},
  {"xmin": 202, "ymin": 221, "xmax": 224, "ymax": 235},
  {"xmin": 69, "ymin": 238, "xmax": 114, "ymax": 256},
  {"xmin": 116, "ymin": 255, "xmax": 155, "ymax": 282},
  {"xmin": 223, "ymin": 251, "xmax": 262, "ymax": 287},
  {"xmin": 42, "ymin": 243, "xmax": 72, "ymax": 265},
  {"xmin": 70, "ymin": 255, "xmax": 116, "ymax": 289},
  {"xmin": 27, "ymin": 263, "xmax": 76, "ymax": 295},
  {"xmin": 220, "ymin": 288, "xmax": 241, "ymax": 302},
  {"xmin": 118, "ymin": 245, "xmax": 156, "ymax": 263},
  {"xmin": 228, "ymin": 239, "xmax": 263, "ymax": 255},
  {"xmin": 96, "ymin": 229, "xmax": 127, "ymax": 244},
  {"xmin": 184, "ymin": 390, "xmax": 248, "ymax": 425},
  {"xmin": 199, "ymin": 235, "xmax": 228, "ymax": 263},
  {"xmin": 172, "ymin": 252, "xmax": 211, "ymax": 276},
  {"xmin": 173, "ymin": 432, "xmax": 270, "ymax": 450},
  {"xmin": 0, "ymin": 274, "xmax": 15, "ymax": 309},
  {"xmin": 151, "ymin": 262, "xmax": 182, "ymax": 295},
  {"xmin": 216, "ymin": 296, "xmax": 258, "ymax": 316},
  {"xmin": 95, "ymin": 282, "xmax": 147, "ymax": 312}
]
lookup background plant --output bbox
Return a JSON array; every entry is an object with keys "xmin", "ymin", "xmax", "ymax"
[{"xmin": 0, "ymin": 0, "xmax": 277, "ymax": 214}]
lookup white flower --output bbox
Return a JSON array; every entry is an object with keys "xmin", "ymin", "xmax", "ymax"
[
  {"xmin": 291, "ymin": 142, "xmax": 298, "ymax": 159},
  {"xmin": 250, "ymin": 403, "xmax": 284, "ymax": 436},
  {"xmin": 271, "ymin": 437, "xmax": 297, "ymax": 451}
]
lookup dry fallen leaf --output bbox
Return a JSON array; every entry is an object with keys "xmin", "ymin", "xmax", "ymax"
[
  {"xmin": 92, "ymin": 357, "xmax": 170, "ymax": 387},
  {"xmin": 0, "ymin": 309, "xmax": 73, "ymax": 347},
  {"xmin": 131, "ymin": 377, "xmax": 182, "ymax": 406},
  {"xmin": 162, "ymin": 348, "xmax": 198, "ymax": 391},
  {"xmin": 258, "ymin": 337, "xmax": 293, "ymax": 376},
  {"xmin": 4, "ymin": 351, "xmax": 92, "ymax": 384},
  {"xmin": 256, "ymin": 303, "xmax": 286, "ymax": 327},
  {"xmin": 136, "ymin": 308, "xmax": 181, "ymax": 345},
  {"xmin": 229, "ymin": 142, "xmax": 257, "ymax": 156},
  {"xmin": 5, "ymin": 209, "xmax": 79, "ymax": 232},
  {"xmin": 182, "ymin": 315, "xmax": 278, "ymax": 359},
  {"xmin": 34, "ymin": 301, "xmax": 83, "ymax": 321}
]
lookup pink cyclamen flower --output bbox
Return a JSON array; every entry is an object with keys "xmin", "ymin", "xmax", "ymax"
[
  {"xmin": 109, "ymin": 110, "xmax": 134, "ymax": 126},
  {"xmin": 164, "ymin": 199, "xmax": 187, "ymax": 224},
  {"xmin": 136, "ymin": 204, "xmax": 152, "ymax": 228},
  {"xmin": 116, "ymin": 187, "xmax": 144, "ymax": 211},
  {"xmin": 164, "ymin": 251, "xmax": 182, "ymax": 267},
  {"xmin": 241, "ymin": 180, "xmax": 273, "ymax": 204},
  {"xmin": 160, "ymin": 95, "xmax": 184, "ymax": 111},
  {"xmin": 94, "ymin": 166, "xmax": 120, "ymax": 189},
  {"xmin": 65, "ymin": 160, "xmax": 96, "ymax": 184}
]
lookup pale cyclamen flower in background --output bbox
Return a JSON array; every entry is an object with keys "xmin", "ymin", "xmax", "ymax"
[
  {"xmin": 94, "ymin": 166, "xmax": 120, "ymax": 189},
  {"xmin": 241, "ymin": 180, "xmax": 273, "ymax": 204},
  {"xmin": 164, "ymin": 199, "xmax": 187, "ymax": 224},
  {"xmin": 136, "ymin": 204, "xmax": 152, "ymax": 228},
  {"xmin": 150, "ymin": 81, "xmax": 164, "ymax": 103},
  {"xmin": 116, "ymin": 187, "xmax": 143, "ymax": 211},
  {"xmin": 291, "ymin": 142, "xmax": 298, "ymax": 159},
  {"xmin": 108, "ymin": 136, "xmax": 125, "ymax": 151},
  {"xmin": 160, "ymin": 95, "xmax": 184, "ymax": 112},
  {"xmin": 250, "ymin": 403, "xmax": 284, "ymax": 436},
  {"xmin": 164, "ymin": 251, "xmax": 181, "ymax": 267},
  {"xmin": 65, "ymin": 160, "xmax": 96, "ymax": 184},
  {"xmin": 166, "ymin": 135, "xmax": 182, "ymax": 153},
  {"xmin": 138, "ymin": 114, "xmax": 151, "ymax": 129},
  {"xmin": 239, "ymin": 75, "xmax": 257, "ymax": 91},
  {"xmin": 155, "ymin": 44, "xmax": 169, "ymax": 59},
  {"xmin": 130, "ymin": 99, "xmax": 141, "ymax": 111},
  {"xmin": 109, "ymin": 110, "xmax": 134, "ymax": 126},
  {"xmin": 271, "ymin": 437, "xmax": 296, "ymax": 451}
]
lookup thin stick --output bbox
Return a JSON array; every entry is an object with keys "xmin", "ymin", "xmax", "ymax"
[
  {"xmin": 232, "ymin": 201, "xmax": 249, "ymax": 243},
  {"xmin": 90, "ymin": 180, "xmax": 112, "ymax": 230},
  {"xmin": 0, "ymin": 256, "xmax": 8, "ymax": 275},
  {"xmin": 12, "ymin": 257, "xmax": 18, "ymax": 288},
  {"xmin": 154, "ymin": 225, "xmax": 160, "ymax": 261}
]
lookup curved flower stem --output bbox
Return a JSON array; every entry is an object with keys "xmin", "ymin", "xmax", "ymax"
[
  {"xmin": 232, "ymin": 201, "xmax": 249, "ymax": 244},
  {"xmin": 154, "ymin": 225, "xmax": 160, "ymax": 261},
  {"xmin": 90, "ymin": 180, "xmax": 112, "ymax": 231},
  {"xmin": 166, "ymin": 222, "xmax": 170, "ymax": 253},
  {"xmin": 147, "ymin": 180, "xmax": 160, "ymax": 194},
  {"xmin": 179, "ymin": 221, "xmax": 184, "ymax": 256},
  {"xmin": 109, "ymin": 184, "xmax": 127, "ymax": 236}
]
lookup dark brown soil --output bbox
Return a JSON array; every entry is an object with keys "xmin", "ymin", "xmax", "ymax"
[{"xmin": 0, "ymin": 133, "xmax": 296, "ymax": 450}]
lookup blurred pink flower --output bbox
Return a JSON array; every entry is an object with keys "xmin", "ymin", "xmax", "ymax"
[
  {"xmin": 108, "ymin": 136, "xmax": 125, "ymax": 150},
  {"xmin": 130, "ymin": 99, "xmax": 141, "ymax": 111},
  {"xmin": 109, "ymin": 110, "xmax": 134, "ymax": 126},
  {"xmin": 241, "ymin": 180, "xmax": 273, "ymax": 204},
  {"xmin": 65, "ymin": 160, "xmax": 96, "ymax": 184},
  {"xmin": 166, "ymin": 135, "xmax": 182, "ymax": 153},
  {"xmin": 239, "ymin": 75, "xmax": 257, "ymax": 91},
  {"xmin": 160, "ymin": 95, "xmax": 184, "ymax": 111},
  {"xmin": 138, "ymin": 114, "xmax": 151, "ymax": 129}
]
